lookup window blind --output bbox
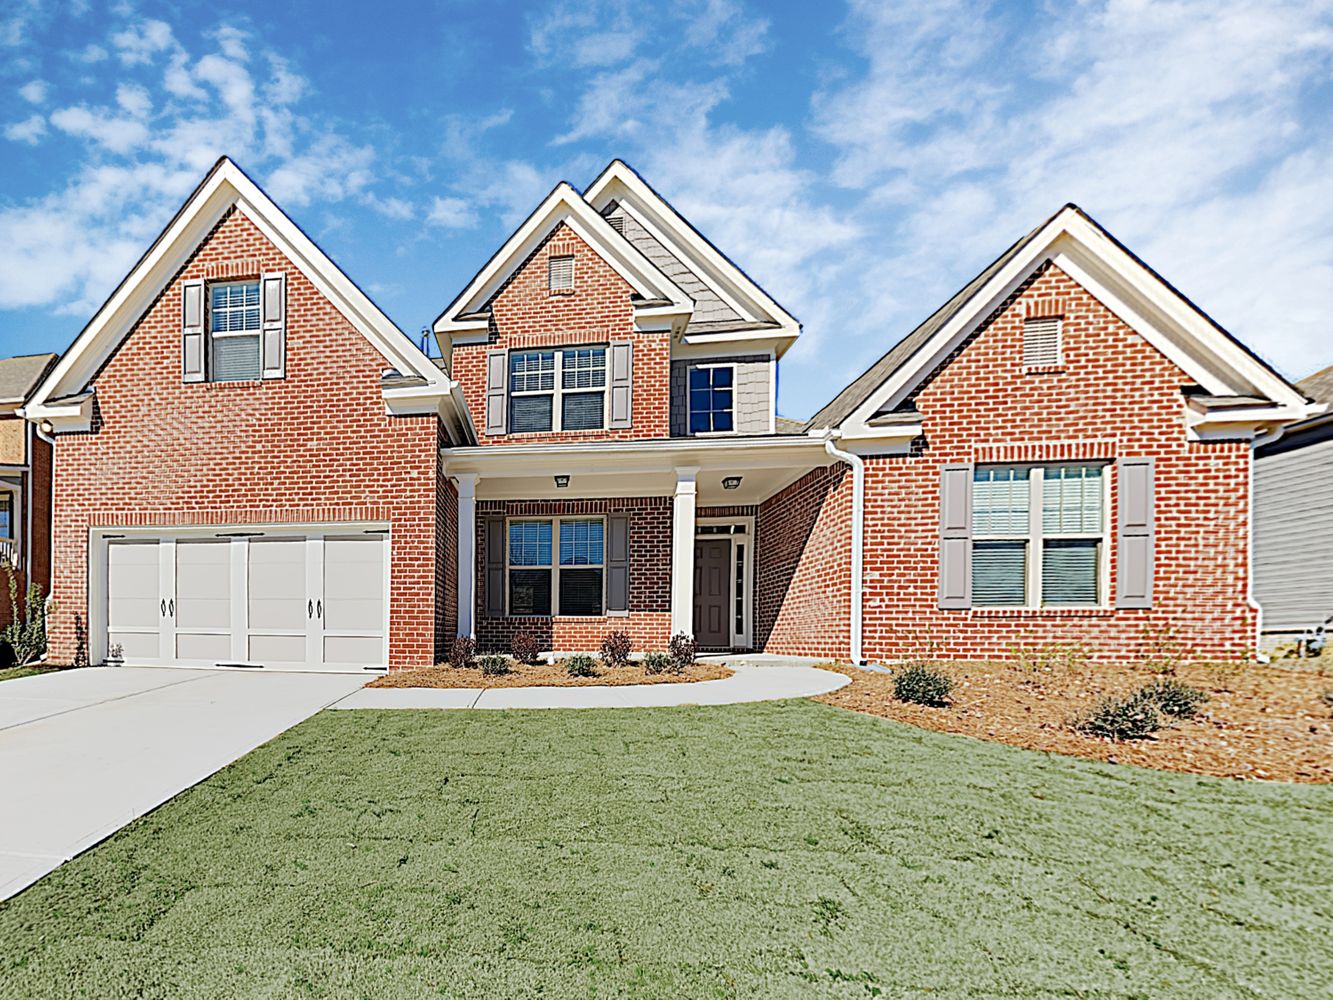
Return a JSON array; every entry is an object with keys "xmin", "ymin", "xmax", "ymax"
[
  {"xmin": 972, "ymin": 540, "xmax": 1027, "ymax": 606},
  {"xmin": 972, "ymin": 467, "xmax": 1030, "ymax": 535},
  {"xmin": 1042, "ymin": 539, "xmax": 1100, "ymax": 605},
  {"xmin": 1042, "ymin": 464, "xmax": 1104, "ymax": 533}
]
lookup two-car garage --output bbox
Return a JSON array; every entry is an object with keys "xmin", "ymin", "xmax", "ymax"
[{"xmin": 94, "ymin": 526, "xmax": 390, "ymax": 673}]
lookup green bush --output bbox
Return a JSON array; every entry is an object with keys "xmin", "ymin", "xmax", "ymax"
[
  {"xmin": 1075, "ymin": 693, "xmax": 1161, "ymax": 740},
  {"xmin": 1, "ymin": 576, "xmax": 47, "ymax": 667},
  {"xmin": 892, "ymin": 662, "xmax": 954, "ymax": 707},
  {"xmin": 1138, "ymin": 677, "xmax": 1209, "ymax": 719},
  {"xmin": 668, "ymin": 632, "xmax": 696, "ymax": 671},
  {"xmin": 476, "ymin": 654, "xmax": 511, "ymax": 676},
  {"xmin": 642, "ymin": 652, "xmax": 673, "ymax": 675},
  {"xmin": 600, "ymin": 630, "xmax": 633, "ymax": 668},
  {"xmin": 565, "ymin": 654, "xmax": 598, "ymax": 678}
]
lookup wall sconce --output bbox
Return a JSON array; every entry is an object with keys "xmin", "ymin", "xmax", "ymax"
[
  {"xmin": 721, "ymin": 475, "xmax": 742, "ymax": 491},
  {"xmin": 554, "ymin": 475, "xmax": 570, "ymax": 488}
]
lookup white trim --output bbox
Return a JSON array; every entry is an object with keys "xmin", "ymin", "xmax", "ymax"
[
  {"xmin": 823, "ymin": 435, "xmax": 864, "ymax": 664},
  {"xmin": 670, "ymin": 467, "xmax": 699, "ymax": 637},
  {"xmin": 695, "ymin": 515, "xmax": 754, "ymax": 649},
  {"xmin": 503, "ymin": 515, "xmax": 607, "ymax": 618},
  {"xmin": 456, "ymin": 474, "xmax": 477, "ymax": 638}
]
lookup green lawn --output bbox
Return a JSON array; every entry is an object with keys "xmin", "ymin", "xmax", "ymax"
[
  {"xmin": 0, "ymin": 664, "xmax": 55, "ymax": 683},
  {"xmin": 1, "ymin": 701, "xmax": 1328, "ymax": 998}
]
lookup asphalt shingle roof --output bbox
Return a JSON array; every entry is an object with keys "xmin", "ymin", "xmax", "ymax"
[{"xmin": 0, "ymin": 353, "xmax": 58, "ymax": 404}]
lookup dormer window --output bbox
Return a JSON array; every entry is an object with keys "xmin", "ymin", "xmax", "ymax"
[
  {"xmin": 548, "ymin": 255, "xmax": 574, "ymax": 292},
  {"xmin": 210, "ymin": 281, "xmax": 263, "ymax": 381},
  {"xmin": 1023, "ymin": 315, "xmax": 1062, "ymax": 368}
]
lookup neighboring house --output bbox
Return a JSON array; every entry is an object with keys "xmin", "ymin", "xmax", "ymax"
[
  {"xmin": 21, "ymin": 157, "xmax": 1316, "ymax": 672},
  {"xmin": 1254, "ymin": 363, "xmax": 1333, "ymax": 649},
  {"xmin": 0, "ymin": 353, "xmax": 58, "ymax": 630}
]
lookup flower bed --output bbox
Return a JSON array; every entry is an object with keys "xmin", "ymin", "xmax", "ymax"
[{"xmin": 369, "ymin": 658, "xmax": 733, "ymax": 689}]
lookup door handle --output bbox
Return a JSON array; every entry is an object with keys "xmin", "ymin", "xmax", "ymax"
[
  {"xmin": 317, "ymin": 600, "xmax": 323, "ymax": 619},
  {"xmin": 308, "ymin": 599, "xmax": 314, "ymax": 619},
  {"xmin": 168, "ymin": 599, "xmax": 175, "ymax": 617},
  {"xmin": 161, "ymin": 599, "xmax": 167, "ymax": 616}
]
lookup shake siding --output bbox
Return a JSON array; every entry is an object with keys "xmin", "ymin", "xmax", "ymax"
[
  {"xmin": 1254, "ymin": 434, "xmax": 1333, "ymax": 636},
  {"xmin": 670, "ymin": 355, "xmax": 771, "ymax": 436}
]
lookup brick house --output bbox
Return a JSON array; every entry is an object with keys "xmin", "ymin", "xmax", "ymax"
[{"xmin": 21, "ymin": 158, "xmax": 1316, "ymax": 672}]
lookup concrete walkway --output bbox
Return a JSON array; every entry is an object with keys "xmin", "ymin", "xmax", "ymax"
[
  {"xmin": 0, "ymin": 666, "xmax": 364, "ymax": 900},
  {"xmin": 332, "ymin": 662, "xmax": 850, "ymax": 710}
]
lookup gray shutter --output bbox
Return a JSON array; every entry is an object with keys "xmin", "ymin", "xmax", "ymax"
[
  {"xmin": 485, "ymin": 350, "xmax": 507, "ymax": 436},
  {"xmin": 1116, "ymin": 457, "xmax": 1154, "ymax": 609},
  {"xmin": 181, "ymin": 279, "xmax": 205, "ymax": 383},
  {"xmin": 261, "ymin": 271, "xmax": 286, "ymax": 379},
  {"xmin": 938, "ymin": 464, "xmax": 973, "ymax": 609},
  {"xmin": 608, "ymin": 341, "xmax": 633, "ymax": 429},
  {"xmin": 484, "ymin": 517, "xmax": 505, "ymax": 618},
  {"xmin": 606, "ymin": 514, "xmax": 630, "ymax": 612}
]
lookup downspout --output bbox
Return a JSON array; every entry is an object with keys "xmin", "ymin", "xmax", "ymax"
[{"xmin": 823, "ymin": 432, "xmax": 865, "ymax": 665}]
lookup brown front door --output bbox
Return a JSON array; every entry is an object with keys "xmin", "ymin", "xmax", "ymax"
[{"xmin": 693, "ymin": 538, "xmax": 731, "ymax": 649}]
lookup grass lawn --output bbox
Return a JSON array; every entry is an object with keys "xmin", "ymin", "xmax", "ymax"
[
  {"xmin": 0, "ymin": 664, "xmax": 56, "ymax": 683},
  {"xmin": 0, "ymin": 701, "xmax": 1328, "ymax": 998}
]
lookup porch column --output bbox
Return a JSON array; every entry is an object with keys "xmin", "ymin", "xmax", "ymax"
[
  {"xmin": 455, "ymin": 473, "xmax": 478, "ymax": 638},
  {"xmin": 670, "ymin": 466, "xmax": 698, "ymax": 638}
]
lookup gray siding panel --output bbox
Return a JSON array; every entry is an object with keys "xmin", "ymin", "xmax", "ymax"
[
  {"xmin": 671, "ymin": 355, "xmax": 771, "ymax": 436},
  {"xmin": 1255, "ymin": 439, "xmax": 1333, "ymax": 632}
]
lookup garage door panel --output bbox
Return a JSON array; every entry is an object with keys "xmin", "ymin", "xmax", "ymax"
[
  {"xmin": 107, "ymin": 542, "xmax": 160, "ymax": 631},
  {"xmin": 323, "ymin": 635, "xmax": 382, "ymax": 667},
  {"xmin": 109, "ymin": 631, "xmax": 160, "ymax": 661},
  {"xmin": 324, "ymin": 537, "xmax": 386, "ymax": 636},
  {"xmin": 247, "ymin": 538, "xmax": 308, "ymax": 631},
  {"xmin": 176, "ymin": 633, "xmax": 231, "ymax": 661},
  {"xmin": 175, "ymin": 541, "xmax": 231, "ymax": 630},
  {"xmin": 249, "ymin": 634, "xmax": 306, "ymax": 665}
]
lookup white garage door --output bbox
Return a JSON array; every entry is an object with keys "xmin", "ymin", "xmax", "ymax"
[{"xmin": 103, "ymin": 528, "xmax": 388, "ymax": 672}]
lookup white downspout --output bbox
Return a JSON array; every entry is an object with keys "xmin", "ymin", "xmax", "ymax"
[{"xmin": 823, "ymin": 433, "xmax": 865, "ymax": 665}]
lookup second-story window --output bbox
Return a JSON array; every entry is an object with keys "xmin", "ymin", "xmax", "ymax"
[
  {"xmin": 688, "ymin": 364, "xmax": 734, "ymax": 433},
  {"xmin": 508, "ymin": 347, "xmax": 606, "ymax": 433},
  {"xmin": 209, "ymin": 281, "xmax": 262, "ymax": 381}
]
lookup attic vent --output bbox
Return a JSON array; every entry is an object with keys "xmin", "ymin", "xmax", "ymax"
[
  {"xmin": 548, "ymin": 254, "xmax": 574, "ymax": 292},
  {"xmin": 1023, "ymin": 316, "xmax": 1062, "ymax": 368},
  {"xmin": 607, "ymin": 214, "xmax": 626, "ymax": 235}
]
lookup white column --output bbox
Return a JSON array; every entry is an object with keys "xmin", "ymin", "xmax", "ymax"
[
  {"xmin": 670, "ymin": 466, "xmax": 699, "ymax": 637},
  {"xmin": 455, "ymin": 473, "xmax": 477, "ymax": 638}
]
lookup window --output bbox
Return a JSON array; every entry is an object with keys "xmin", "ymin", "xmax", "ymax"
[
  {"xmin": 507, "ymin": 518, "xmax": 605, "ymax": 616},
  {"xmin": 1023, "ymin": 316, "xmax": 1062, "ymax": 368},
  {"xmin": 688, "ymin": 365, "xmax": 734, "ymax": 434},
  {"xmin": 508, "ymin": 347, "xmax": 606, "ymax": 433},
  {"xmin": 0, "ymin": 493, "xmax": 11, "ymax": 541},
  {"xmin": 209, "ymin": 281, "xmax": 262, "ymax": 381},
  {"xmin": 548, "ymin": 254, "xmax": 574, "ymax": 291},
  {"xmin": 971, "ymin": 463, "xmax": 1105, "ymax": 607}
]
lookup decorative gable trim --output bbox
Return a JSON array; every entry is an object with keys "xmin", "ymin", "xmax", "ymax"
[{"xmin": 23, "ymin": 157, "xmax": 468, "ymax": 436}]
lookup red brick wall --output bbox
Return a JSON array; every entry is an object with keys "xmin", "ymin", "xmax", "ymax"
[
  {"xmin": 452, "ymin": 222, "xmax": 671, "ymax": 445},
  {"xmin": 47, "ymin": 207, "xmax": 445, "ymax": 668},
  {"xmin": 0, "ymin": 429, "xmax": 52, "ymax": 635},
  {"xmin": 760, "ymin": 263, "xmax": 1256, "ymax": 664},
  {"xmin": 475, "ymin": 496, "xmax": 672, "ymax": 653}
]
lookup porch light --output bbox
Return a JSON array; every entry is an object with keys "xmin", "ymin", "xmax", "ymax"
[
  {"xmin": 554, "ymin": 475, "xmax": 570, "ymax": 488},
  {"xmin": 721, "ymin": 476, "xmax": 742, "ymax": 491}
]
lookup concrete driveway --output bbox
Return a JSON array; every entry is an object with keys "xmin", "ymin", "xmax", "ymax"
[{"xmin": 0, "ymin": 667, "xmax": 365, "ymax": 900}]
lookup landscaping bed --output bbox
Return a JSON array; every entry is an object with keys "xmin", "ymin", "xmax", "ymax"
[
  {"xmin": 818, "ymin": 658, "xmax": 1333, "ymax": 782},
  {"xmin": 369, "ymin": 659, "xmax": 732, "ymax": 689},
  {"xmin": 0, "ymin": 665, "xmax": 56, "ymax": 684}
]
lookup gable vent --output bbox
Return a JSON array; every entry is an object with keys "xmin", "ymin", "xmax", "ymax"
[
  {"xmin": 548, "ymin": 254, "xmax": 574, "ymax": 291},
  {"xmin": 1023, "ymin": 316, "xmax": 1062, "ymax": 368},
  {"xmin": 607, "ymin": 214, "xmax": 626, "ymax": 236}
]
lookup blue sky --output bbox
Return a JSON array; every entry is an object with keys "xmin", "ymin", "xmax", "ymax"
[{"xmin": 3, "ymin": 0, "xmax": 1332, "ymax": 419}]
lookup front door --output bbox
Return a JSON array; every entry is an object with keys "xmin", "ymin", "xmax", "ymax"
[{"xmin": 693, "ymin": 538, "xmax": 731, "ymax": 648}]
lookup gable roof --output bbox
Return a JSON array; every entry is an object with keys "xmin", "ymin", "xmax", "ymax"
[
  {"xmin": 0, "ymin": 354, "xmax": 59, "ymax": 407},
  {"xmin": 1298, "ymin": 362, "xmax": 1333, "ymax": 405},
  {"xmin": 24, "ymin": 157, "xmax": 468, "ymax": 436},
  {"xmin": 806, "ymin": 204, "xmax": 1313, "ymax": 436}
]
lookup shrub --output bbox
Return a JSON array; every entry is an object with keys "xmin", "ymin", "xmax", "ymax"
[
  {"xmin": 892, "ymin": 662, "xmax": 954, "ymax": 707},
  {"xmin": 599, "ymin": 630, "xmax": 633, "ymax": 668},
  {"xmin": 476, "ymin": 654, "xmax": 511, "ymax": 676},
  {"xmin": 565, "ymin": 654, "xmax": 598, "ymax": 678},
  {"xmin": 448, "ymin": 635, "xmax": 476, "ymax": 670},
  {"xmin": 510, "ymin": 630, "xmax": 541, "ymax": 665},
  {"xmin": 642, "ymin": 651, "xmax": 673, "ymax": 675},
  {"xmin": 1140, "ymin": 623, "xmax": 1185, "ymax": 675},
  {"xmin": 1138, "ymin": 677, "xmax": 1209, "ymax": 719},
  {"xmin": 1075, "ymin": 693, "xmax": 1161, "ymax": 740},
  {"xmin": 1, "ymin": 577, "xmax": 48, "ymax": 667},
  {"xmin": 668, "ymin": 632, "xmax": 696, "ymax": 671}
]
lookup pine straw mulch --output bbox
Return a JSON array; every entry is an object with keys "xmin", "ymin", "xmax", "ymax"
[
  {"xmin": 368, "ymin": 659, "xmax": 734, "ymax": 689},
  {"xmin": 816, "ymin": 659, "xmax": 1333, "ymax": 783}
]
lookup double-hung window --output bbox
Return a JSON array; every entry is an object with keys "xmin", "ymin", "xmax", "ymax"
[
  {"xmin": 507, "ymin": 518, "xmax": 605, "ymax": 616},
  {"xmin": 508, "ymin": 347, "xmax": 606, "ymax": 433},
  {"xmin": 0, "ymin": 492, "xmax": 11, "ymax": 543},
  {"xmin": 209, "ymin": 281, "xmax": 262, "ymax": 381},
  {"xmin": 688, "ymin": 364, "xmax": 734, "ymax": 434},
  {"xmin": 971, "ymin": 463, "xmax": 1106, "ymax": 607}
]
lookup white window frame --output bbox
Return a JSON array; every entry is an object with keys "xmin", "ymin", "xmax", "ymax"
[
  {"xmin": 207, "ymin": 279, "xmax": 263, "ymax": 382},
  {"xmin": 971, "ymin": 463, "xmax": 1109, "ymax": 609},
  {"xmin": 505, "ymin": 516, "xmax": 607, "ymax": 617},
  {"xmin": 694, "ymin": 516, "xmax": 753, "ymax": 648},
  {"xmin": 508, "ymin": 347, "xmax": 609, "ymax": 434},
  {"xmin": 0, "ymin": 482, "xmax": 19, "ymax": 570},
  {"xmin": 687, "ymin": 362, "xmax": 738, "ymax": 437}
]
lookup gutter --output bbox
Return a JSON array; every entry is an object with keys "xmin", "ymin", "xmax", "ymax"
[{"xmin": 823, "ymin": 432, "xmax": 866, "ymax": 665}]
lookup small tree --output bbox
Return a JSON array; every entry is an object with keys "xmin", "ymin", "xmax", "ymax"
[{"xmin": 1, "ymin": 572, "xmax": 48, "ymax": 667}]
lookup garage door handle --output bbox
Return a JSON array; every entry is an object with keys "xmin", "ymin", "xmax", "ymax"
[
  {"xmin": 317, "ymin": 600, "xmax": 323, "ymax": 619},
  {"xmin": 168, "ymin": 599, "xmax": 174, "ymax": 617},
  {"xmin": 308, "ymin": 599, "xmax": 313, "ymax": 619},
  {"xmin": 161, "ymin": 599, "xmax": 166, "ymax": 616}
]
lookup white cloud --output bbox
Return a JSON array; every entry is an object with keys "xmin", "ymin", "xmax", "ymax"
[
  {"xmin": 115, "ymin": 83, "xmax": 152, "ymax": 118},
  {"xmin": 426, "ymin": 195, "xmax": 478, "ymax": 229},
  {"xmin": 110, "ymin": 18, "xmax": 175, "ymax": 66},
  {"xmin": 528, "ymin": 1, "xmax": 646, "ymax": 69},
  {"xmin": 18, "ymin": 79, "xmax": 47, "ymax": 104},
  {"xmin": 4, "ymin": 114, "xmax": 46, "ymax": 144},
  {"xmin": 72, "ymin": 42, "xmax": 107, "ymax": 63},
  {"xmin": 365, "ymin": 194, "xmax": 415, "ymax": 221},
  {"xmin": 49, "ymin": 105, "xmax": 150, "ymax": 154}
]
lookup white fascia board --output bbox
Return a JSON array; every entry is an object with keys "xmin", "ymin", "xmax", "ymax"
[
  {"xmin": 433, "ymin": 183, "xmax": 692, "ymax": 335},
  {"xmin": 838, "ymin": 207, "xmax": 1308, "ymax": 436},
  {"xmin": 19, "ymin": 393, "xmax": 94, "ymax": 432},
  {"xmin": 679, "ymin": 329, "xmax": 799, "ymax": 357},
  {"xmin": 584, "ymin": 161, "xmax": 801, "ymax": 339}
]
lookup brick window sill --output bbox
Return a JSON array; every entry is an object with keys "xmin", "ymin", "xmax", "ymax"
[{"xmin": 970, "ymin": 606, "xmax": 1115, "ymax": 618}]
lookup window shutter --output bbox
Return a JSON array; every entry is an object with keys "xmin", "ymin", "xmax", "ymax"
[
  {"xmin": 938, "ymin": 464, "xmax": 973, "ymax": 609},
  {"xmin": 484, "ymin": 516, "xmax": 505, "ymax": 618},
  {"xmin": 485, "ymin": 350, "xmax": 508, "ymax": 435},
  {"xmin": 1023, "ymin": 316, "xmax": 1062, "ymax": 367},
  {"xmin": 606, "ymin": 514, "xmax": 630, "ymax": 613},
  {"xmin": 608, "ymin": 341, "xmax": 633, "ymax": 428},
  {"xmin": 181, "ymin": 279, "xmax": 205, "ymax": 383},
  {"xmin": 1116, "ymin": 456, "xmax": 1154, "ymax": 609},
  {"xmin": 261, "ymin": 272, "xmax": 286, "ymax": 379}
]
